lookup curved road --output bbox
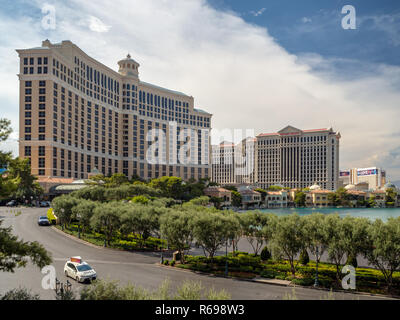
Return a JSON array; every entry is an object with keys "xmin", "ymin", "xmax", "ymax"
[{"xmin": 0, "ymin": 207, "xmax": 393, "ymax": 300}]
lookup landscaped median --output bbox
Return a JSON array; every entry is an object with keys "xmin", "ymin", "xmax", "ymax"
[
  {"xmin": 54, "ymin": 222, "xmax": 166, "ymax": 252},
  {"xmin": 161, "ymin": 252, "xmax": 400, "ymax": 296}
]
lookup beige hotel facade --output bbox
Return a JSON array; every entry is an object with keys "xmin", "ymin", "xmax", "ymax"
[
  {"xmin": 17, "ymin": 40, "xmax": 212, "ymax": 181},
  {"xmin": 256, "ymin": 126, "xmax": 340, "ymax": 190},
  {"xmin": 211, "ymin": 126, "xmax": 341, "ymax": 191}
]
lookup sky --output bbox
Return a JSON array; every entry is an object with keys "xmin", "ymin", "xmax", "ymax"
[{"xmin": 0, "ymin": 0, "xmax": 400, "ymax": 180}]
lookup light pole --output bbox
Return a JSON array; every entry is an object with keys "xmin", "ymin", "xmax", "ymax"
[
  {"xmin": 225, "ymin": 239, "xmax": 228, "ymax": 277},
  {"xmin": 314, "ymin": 246, "xmax": 319, "ymax": 287}
]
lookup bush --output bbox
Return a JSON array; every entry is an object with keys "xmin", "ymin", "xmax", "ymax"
[
  {"xmin": 1, "ymin": 288, "xmax": 40, "ymax": 300},
  {"xmin": 299, "ymin": 249, "xmax": 310, "ymax": 266},
  {"xmin": 260, "ymin": 270, "xmax": 276, "ymax": 279},
  {"xmin": 345, "ymin": 255, "xmax": 358, "ymax": 268},
  {"xmin": 163, "ymin": 260, "xmax": 169, "ymax": 266},
  {"xmin": 170, "ymin": 260, "xmax": 175, "ymax": 267},
  {"xmin": 291, "ymin": 277, "xmax": 315, "ymax": 286},
  {"xmin": 261, "ymin": 247, "xmax": 271, "ymax": 261}
]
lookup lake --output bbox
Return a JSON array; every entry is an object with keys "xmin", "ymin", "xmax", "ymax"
[{"xmin": 255, "ymin": 207, "xmax": 400, "ymax": 221}]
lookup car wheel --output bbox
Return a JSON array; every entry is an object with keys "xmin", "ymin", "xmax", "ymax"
[
  {"xmin": 76, "ymin": 276, "xmax": 80, "ymax": 282},
  {"xmin": 65, "ymin": 270, "xmax": 68, "ymax": 277}
]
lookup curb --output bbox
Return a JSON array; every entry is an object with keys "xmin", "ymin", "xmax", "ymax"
[
  {"xmin": 156, "ymin": 263, "xmax": 399, "ymax": 299},
  {"xmin": 50, "ymin": 226, "xmax": 106, "ymax": 250}
]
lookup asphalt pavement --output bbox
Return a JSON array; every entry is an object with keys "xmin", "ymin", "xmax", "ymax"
[{"xmin": 0, "ymin": 207, "xmax": 394, "ymax": 300}]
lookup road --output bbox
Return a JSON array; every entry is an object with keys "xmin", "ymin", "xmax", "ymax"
[{"xmin": 0, "ymin": 207, "xmax": 393, "ymax": 300}]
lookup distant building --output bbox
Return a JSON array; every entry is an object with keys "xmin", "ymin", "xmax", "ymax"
[
  {"xmin": 256, "ymin": 126, "xmax": 340, "ymax": 191},
  {"xmin": 265, "ymin": 190, "xmax": 288, "ymax": 208},
  {"xmin": 203, "ymin": 186, "xmax": 232, "ymax": 207},
  {"xmin": 339, "ymin": 167, "xmax": 386, "ymax": 190},
  {"xmin": 239, "ymin": 189, "xmax": 261, "ymax": 209}
]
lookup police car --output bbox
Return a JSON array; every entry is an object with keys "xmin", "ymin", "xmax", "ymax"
[{"xmin": 64, "ymin": 256, "xmax": 97, "ymax": 283}]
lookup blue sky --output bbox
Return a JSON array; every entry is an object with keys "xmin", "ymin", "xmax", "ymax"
[
  {"xmin": 208, "ymin": 0, "xmax": 400, "ymax": 67},
  {"xmin": 0, "ymin": 0, "xmax": 400, "ymax": 180}
]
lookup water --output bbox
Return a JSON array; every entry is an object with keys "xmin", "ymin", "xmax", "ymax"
[{"xmin": 256, "ymin": 207, "xmax": 400, "ymax": 222}]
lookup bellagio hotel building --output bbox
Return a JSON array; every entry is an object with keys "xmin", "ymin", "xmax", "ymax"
[{"xmin": 17, "ymin": 40, "xmax": 212, "ymax": 181}]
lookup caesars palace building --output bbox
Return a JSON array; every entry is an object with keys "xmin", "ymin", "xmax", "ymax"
[
  {"xmin": 211, "ymin": 126, "xmax": 341, "ymax": 191},
  {"xmin": 17, "ymin": 40, "xmax": 212, "ymax": 181}
]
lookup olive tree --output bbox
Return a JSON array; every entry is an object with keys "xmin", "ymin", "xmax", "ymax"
[
  {"xmin": 90, "ymin": 202, "xmax": 122, "ymax": 246},
  {"xmin": 363, "ymin": 217, "xmax": 400, "ymax": 292},
  {"xmin": 325, "ymin": 214, "xmax": 347, "ymax": 281},
  {"xmin": 51, "ymin": 195, "xmax": 79, "ymax": 228},
  {"xmin": 304, "ymin": 213, "xmax": 329, "ymax": 272},
  {"xmin": 270, "ymin": 214, "xmax": 306, "ymax": 277},
  {"xmin": 192, "ymin": 210, "xmax": 239, "ymax": 260},
  {"xmin": 160, "ymin": 209, "xmax": 195, "ymax": 263},
  {"xmin": 71, "ymin": 199, "xmax": 98, "ymax": 235},
  {"xmin": 240, "ymin": 211, "xmax": 269, "ymax": 256}
]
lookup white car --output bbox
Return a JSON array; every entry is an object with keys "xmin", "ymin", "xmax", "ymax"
[{"xmin": 64, "ymin": 256, "xmax": 97, "ymax": 283}]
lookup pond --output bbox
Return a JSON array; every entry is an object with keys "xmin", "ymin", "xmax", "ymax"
[{"xmin": 255, "ymin": 207, "xmax": 400, "ymax": 222}]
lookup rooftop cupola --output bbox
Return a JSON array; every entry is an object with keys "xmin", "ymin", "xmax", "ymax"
[{"xmin": 118, "ymin": 53, "xmax": 140, "ymax": 79}]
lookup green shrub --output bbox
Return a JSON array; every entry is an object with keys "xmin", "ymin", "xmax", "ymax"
[
  {"xmin": 163, "ymin": 260, "xmax": 169, "ymax": 266},
  {"xmin": 170, "ymin": 260, "xmax": 175, "ymax": 267},
  {"xmin": 261, "ymin": 247, "xmax": 271, "ymax": 261},
  {"xmin": 299, "ymin": 249, "xmax": 310, "ymax": 266},
  {"xmin": 291, "ymin": 277, "xmax": 314, "ymax": 286},
  {"xmin": 260, "ymin": 270, "xmax": 276, "ymax": 279},
  {"xmin": 239, "ymin": 265, "xmax": 253, "ymax": 273}
]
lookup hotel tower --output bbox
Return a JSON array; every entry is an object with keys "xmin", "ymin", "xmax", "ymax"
[{"xmin": 17, "ymin": 40, "xmax": 212, "ymax": 181}]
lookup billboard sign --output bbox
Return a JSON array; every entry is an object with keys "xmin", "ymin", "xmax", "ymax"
[
  {"xmin": 340, "ymin": 170, "xmax": 350, "ymax": 177},
  {"xmin": 357, "ymin": 168, "xmax": 377, "ymax": 176}
]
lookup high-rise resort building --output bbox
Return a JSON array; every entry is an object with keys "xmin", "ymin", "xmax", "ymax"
[
  {"xmin": 211, "ymin": 137, "xmax": 255, "ymax": 186},
  {"xmin": 339, "ymin": 167, "xmax": 386, "ymax": 190},
  {"xmin": 256, "ymin": 126, "xmax": 341, "ymax": 190},
  {"xmin": 17, "ymin": 40, "xmax": 212, "ymax": 181}
]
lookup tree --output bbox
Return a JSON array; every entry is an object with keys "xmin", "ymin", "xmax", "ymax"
[
  {"xmin": 131, "ymin": 195, "xmax": 149, "ymax": 205},
  {"xmin": 240, "ymin": 211, "xmax": 268, "ymax": 256},
  {"xmin": 270, "ymin": 214, "xmax": 305, "ymax": 277},
  {"xmin": 304, "ymin": 213, "xmax": 329, "ymax": 273},
  {"xmin": 6, "ymin": 157, "xmax": 43, "ymax": 201},
  {"xmin": 120, "ymin": 204, "xmax": 163, "ymax": 247},
  {"xmin": 187, "ymin": 196, "xmax": 209, "ymax": 206},
  {"xmin": 0, "ymin": 220, "xmax": 52, "ymax": 272},
  {"xmin": 254, "ymin": 188, "xmax": 267, "ymax": 202},
  {"xmin": 160, "ymin": 210, "xmax": 195, "ymax": 263},
  {"xmin": 0, "ymin": 118, "xmax": 12, "ymax": 142},
  {"xmin": 1, "ymin": 287, "xmax": 40, "ymax": 300},
  {"xmin": 294, "ymin": 191, "xmax": 306, "ymax": 207},
  {"xmin": 91, "ymin": 202, "xmax": 122, "ymax": 246},
  {"xmin": 209, "ymin": 196, "xmax": 222, "ymax": 209},
  {"xmin": 385, "ymin": 188, "xmax": 397, "ymax": 207},
  {"xmin": 325, "ymin": 214, "xmax": 347, "ymax": 281},
  {"xmin": 149, "ymin": 176, "xmax": 184, "ymax": 199},
  {"xmin": 192, "ymin": 211, "xmax": 239, "ymax": 260},
  {"xmin": 363, "ymin": 217, "xmax": 400, "ymax": 292},
  {"xmin": 52, "ymin": 195, "xmax": 79, "ymax": 227},
  {"xmin": 341, "ymin": 216, "xmax": 370, "ymax": 265},
  {"xmin": 71, "ymin": 199, "xmax": 97, "ymax": 235},
  {"xmin": 105, "ymin": 173, "xmax": 130, "ymax": 188},
  {"xmin": 367, "ymin": 195, "xmax": 377, "ymax": 208},
  {"xmin": 231, "ymin": 190, "xmax": 242, "ymax": 208}
]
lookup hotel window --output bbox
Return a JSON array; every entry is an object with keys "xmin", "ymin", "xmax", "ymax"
[
  {"xmin": 24, "ymin": 146, "xmax": 31, "ymax": 156},
  {"xmin": 29, "ymin": 57, "xmax": 34, "ymax": 65}
]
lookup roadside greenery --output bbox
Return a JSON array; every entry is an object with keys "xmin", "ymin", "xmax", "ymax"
[{"xmin": 51, "ymin": 178, "xmax": 400, "ymax": 295}]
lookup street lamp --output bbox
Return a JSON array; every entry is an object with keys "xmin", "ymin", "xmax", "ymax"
[
  {"xmin": 314, "ymin": 247, "xmax": 319, "ymax": 287},
  {"xmin": 225, "ymin": 239, "xmax": 228, "ymax": 277}
]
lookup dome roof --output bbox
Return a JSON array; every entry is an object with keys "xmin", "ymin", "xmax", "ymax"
[
  {"xmin": 309, "ymin": 183, "xmax": 321, "ymax": 190},
  {"xmin": 384, "ymin": 181, "xmax": 396, "ymax": 189},
  {"xmin": 118, "ymin": 53, "xmax": 139, "ymax": 66},
  {"xmin": 345, "ymin": 184, "xmax": 356, "ymax": 190}
]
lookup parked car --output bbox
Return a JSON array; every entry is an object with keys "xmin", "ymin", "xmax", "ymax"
[
  {"xmin": 39, "ymin": 201, "xmax": 51, "ymax": 207},
  {"xmin": 6, "ymin": 200, "xmax": 17, "ymax": 207},
  {"xmin": 64, "ymin": 257, "xmax": 97, "ymax": 283},
  {"xmin": 38, "ymin": 216, "xmax": 51, "ymax": 226}
]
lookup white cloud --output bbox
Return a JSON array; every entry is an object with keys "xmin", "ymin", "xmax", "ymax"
[
  {"xmin": 1, "ymin": 0, "xmax": 400, "ymax": 179},
  {"xmin": 88, "ymin": 15, "xmax": 111, "ymax": 33},
  {"xmin": 250, "ymin": 8, "xmax": 266, "ymax": 17},
  {"xmin": 301, "ymin": 17, "xmax": 312, "ymax": 23}
]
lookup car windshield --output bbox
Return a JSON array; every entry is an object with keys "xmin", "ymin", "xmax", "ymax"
[
  {"xmin": 39, "ymin": 216, "xmax": 48, "ymax": 220},
  {"xmin": 76, "ymin": 264, "xmax": 92, "ymax": 272}
]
